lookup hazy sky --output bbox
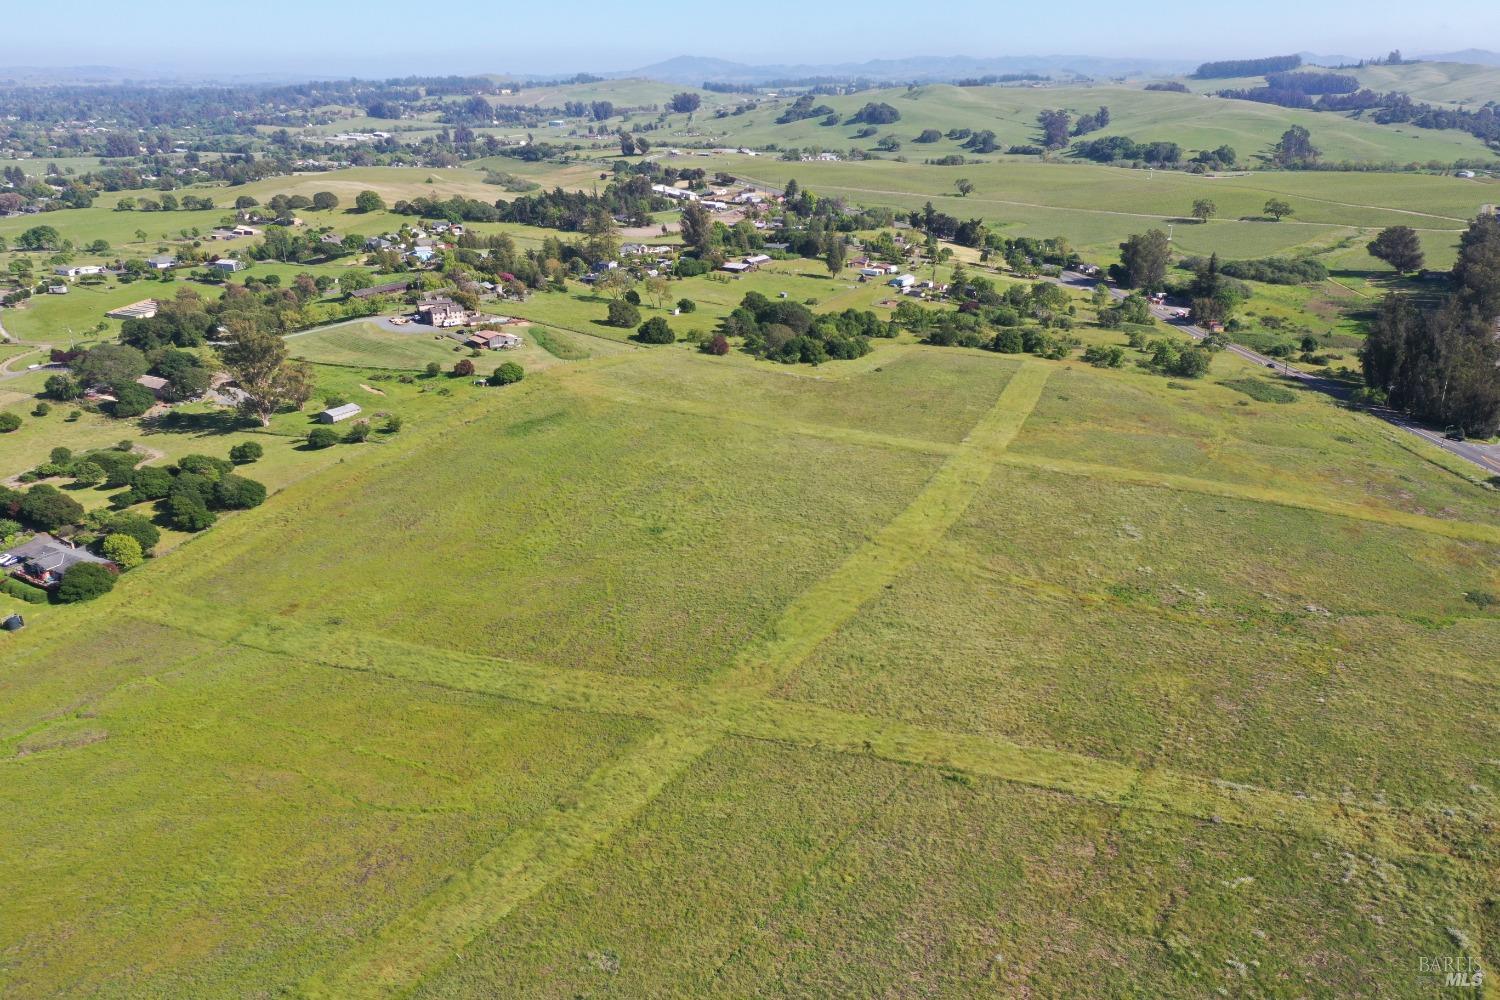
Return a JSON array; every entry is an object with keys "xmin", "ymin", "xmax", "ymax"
[{"xmin": 10, "ymin": 0, "xmax": 1495, "ymax": 77}]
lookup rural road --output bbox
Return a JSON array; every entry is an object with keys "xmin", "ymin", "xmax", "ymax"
[{"xmin": 1054, "ymin": 269, "xmax": 1500, "ymax": 477}]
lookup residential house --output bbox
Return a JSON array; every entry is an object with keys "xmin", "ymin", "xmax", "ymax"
[
  {"xmin": 363, "ymin": 236, "xmax": 394, "ymax": 251},
  {"xmin": 720, "ymin": 262, "xmax": 751, "ymax": 274},
  {"xmin": 145, "ymin": 254, "xmax": 176, "ymax": 270},
  {"xmin": 418, "ymin": 299, "xmax": 466, "ymax": 327},
  {"xmin": 230, "ymin": 225, "xmax": 261, "ymax": 238},
  {"xmin": 46, "ymin": 283, "xmax": 68, "ymax": 294},
  {"xmin": 1, "ymin": 533, "xmax": 115, "ymax": 590},
  {"xmin": 889, "ymin": 274, "xmax": 916, "ymax": 288},
  {"xmin": 134, "ymin": 374, "xmax": 170, "ymax": 400},
  {"xmin": 316, "ymin": 403, "xmax": 362, "ymax": 423},
  {"xmin": 210, "ymin": 258, "xmax": 246, "ymax": 273},
  {"xmin": 744, "ymin": 253, "xmax": 771, "ymax": 267},
  {"xmin": 53, "ymin": 264, "xmax": 103, "ymax": 278}
]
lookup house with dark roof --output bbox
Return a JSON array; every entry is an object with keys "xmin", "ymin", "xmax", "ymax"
[{"xmin": 1, "ymin": 533, "xmax": 115, "ymax": 590}]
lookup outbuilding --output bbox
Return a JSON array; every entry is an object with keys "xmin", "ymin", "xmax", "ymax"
[{"xmin": 316, "ymin": 403, "xmax": 362, "ymax": 423}]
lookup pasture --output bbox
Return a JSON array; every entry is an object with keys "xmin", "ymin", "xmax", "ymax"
[{"xmin": 2, "ymin": 322, "xmax": 1494, "ymax": 997}]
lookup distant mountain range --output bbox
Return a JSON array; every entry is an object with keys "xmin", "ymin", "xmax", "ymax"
[{"xmin": 608, "ymin": 54, "xmax": 1201, "ymax": 85}]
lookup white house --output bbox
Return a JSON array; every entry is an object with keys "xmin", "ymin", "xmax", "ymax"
[
  {"xmin": 53, "ymin": 264, "xmax": 103, "ymax": 278},
  {"xmin": 744, "ymin": 254, "xmax": 771, "ymax": 267},
  {"xmin": 889, "ymin": 274, "xmax": 916, "ymax": 288},
  {"xmin": 145, "ymin": 254, "xmax": 176, "ymax": 270}
]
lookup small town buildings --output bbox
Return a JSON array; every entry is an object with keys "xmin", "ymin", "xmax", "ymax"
[
  {"xmin": 1, "ymin": 533, "xmax": 115, "ymax": 590},
  {"xmin": 316, "ymin": 403, "xmax": 362, "ymax": 423}
]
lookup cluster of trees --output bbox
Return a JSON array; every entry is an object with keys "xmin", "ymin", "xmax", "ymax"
[
  {"xmin": 1179, "ymin": 255, "xmax": 1329, "ymax": 285},
  {"xmin": 775, "ymin": 95, "xmax": 837, "ymax": 124},
  {"xmin": 110, "ymin": 450, "xmax": 267, "ymax": 533},
  {"xmin": 1037, "ymin": 110, "xmax": 1071, "ymax": 148},
  {"xmin": 719, "ymin": 293, "xmax": 885, "ymax": 365},
  {"xmin": 1071, "ymin": 136, "xmax": 1182, "ymax": 164},
  {"xmin": 899, "ymin": 279, "xmax": 1081, "ymax": 358},
  {"xmin": 494, "ymin": 178, "xmax": 672, "ymax": 231},
  {"xmin": 847, "ymin": 102, "xmax": 901, "ymax": 125},
  {"xmin": 1361, "ymin": 214, "xmax": 1500, "ymax": 435},
  {"xmin": 112, "ymin": 192, "xmax": 216, "ymax": 212},
  {"xmin": 1193, "ymin": 54, "xmax": 1302, "ymax": 79},
  {"xmin": 1071, "ymin": 106, "xmax": 1111, "ymax": 136},
  {"xmin": 1145, "ymin": 82, "xmax": 1190, "ymax": 93}
]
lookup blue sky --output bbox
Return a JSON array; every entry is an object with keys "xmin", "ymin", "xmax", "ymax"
[{"xmin": 11, "ymin": 0, "xmax": 1495, "ymax": 77}]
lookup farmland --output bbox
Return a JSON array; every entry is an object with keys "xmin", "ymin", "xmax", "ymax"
[
  {"xmin": 3, "ymin": 321, "xmax": 1497, "ymax": 996},
  {"xmin": 3, "ymin": 54, "xmax": 1500, "ymax": 999}
]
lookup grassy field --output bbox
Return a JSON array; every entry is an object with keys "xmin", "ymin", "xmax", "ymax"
[
  {"xmin": 701, "ymin": 153, "xmax": 1490, "ymax": 265},
  {"xmin": 653, "ymin": 83, "xmax": 1498, "ymax": 165},
  {"xmin": 2, "ymin": 314, "xmax": 1495, "ymax": 997}
]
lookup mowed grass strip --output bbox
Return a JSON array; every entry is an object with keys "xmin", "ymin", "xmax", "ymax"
[
  {"xmin": 300, "ymin": 362, "xmax": 1051, "ymax": 996},
  {"xmin": 728, "ymin": 699, "xmax": 1482, "ymax": 861},
  {"xmin": 996, "ymin": 451, "xmax": 1500, "ymax": 544},
  {"xmin": 718, "ymin": 362, "xmax": 1050, "ymax": 695},
  {"xmin": 301, "ymin": 718, "xmax": 721, "ymax": 1000}
]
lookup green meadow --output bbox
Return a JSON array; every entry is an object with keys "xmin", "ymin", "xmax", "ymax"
[{"xmin": 2, "ymin": 312, "xmax": 1495, "ymax": 996}]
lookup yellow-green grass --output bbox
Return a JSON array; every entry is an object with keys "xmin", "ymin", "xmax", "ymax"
[
  {"xmin": 1009, "ymin": 359, "xmax": 1500, "ymax": 525},
  {"xmin": 0, "ymin": 617, "xmax": 651, "ymax": 998},
  {"xmin": 706, "ymin": 153, "xmax": 1485, "ymax": 265},
  {"xmin": 3, "ymin": 330, "xmax": 1496, "ymax": 997},
  {"xmin": 125, "ymin": 361, "xmax": 947, "ymax": 679},
  {"xmin": 669, "ymin": 83, "xmax": 1497, "ymax": 164},
  {"xmin": 411, "ymin": 739, "xmax": 1486, "ymax": 999}
]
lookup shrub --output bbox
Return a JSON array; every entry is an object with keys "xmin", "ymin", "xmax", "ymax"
[
  {"xmin": 213, "ymin": 474, "xmax": 267, "ymax": 509},
  {"xmin": 111, "ymin": 382, "xmax": 155, "ymax": 418},
  {"xmin": 56, "ymin": 563, "xmax": 117, "ymax": 602},
  {"xmin": 167, "ymin": 494, "xmax": 216, "ymax": 532},
  {"xmin": 32, "ymin": 402, "xmax": 50, "ymax": 417},
  {"xmin": 0, "ymin": 412, "xmax": 21, "ymax": 432},
  {"xmin": 425, "ymin": 361, "xmax": 441, "ymax": 378},
  {"xmin": 49, "ymin": 446, "xmax": 73, "ymax": 465},
  {"xmin": 70, "ymin": 461, "xmax": 106, "ymax": 487},
  {"xmin": 178, "ymin": 453, "xmax": 232, "ymax": 481},
  {"xmin": 105, "ymin": 513, "xmax": 160, "ymax": 553},
  {"xmin": 991, "ymin": 328, "xmax": 1025, "ymax": 353},
  {"xmin": 635, "ymin": 316, "xmax": 675, "ymax": 344},
  {"xmin": 1082, "ymin": 345, "xmax": 1126, "ymax": 367},
  {"xmin": 623, "ymin": 289, "xmax": 641, "ymax": 306},
  {"xmin": 306, "ymin": 427, "xmax": 339, "ymax": 449},
  {"xmin": 0, "ymin": 517, "xmax": 21, "ymax": 541},
  {"xmin": 343, "ymin": 420, "xmax": 371, "ymax": 443},
  {"xmin": 101, "ymin": 533, "xmax": 144, "ymax": 569},
  {"xmin": 489, "ymin": 361, "xmax": 525, "ymax": 386},
  {"xmin": 229, "ymin": 441, "xmax": 263, "ymax": 464},
  {"xmin": 676, "ymin": 298, "xmax": 697, "ymax": 313},
  {"xmin": 701, "ymin": 333, "xmax": 730, "ymax": 356},
  {"xmin": 80, "ymin": 449, "xmax": 141, "ymax": 487},
  {"xmin": 127, "ymin": 466, "xmax": 174, "ymax": 500},
  {"xmin": 452, "ymin": 358, "xmax": 475, "ymax": 377},
  {"xmin": 606, "ymin": 299, "xmax": 640, "ymax": 328},
  {"xmin": 19, "ymin": 484, "xmax": 84, "ymax": 531},
  {"xmin": 383, "ymin": 414, "xmax": 403, "ymax": 434},
  {"xmin": 44, "ymin": 373, "xmax": 82, "ymax": 401},
  {"xmin": 2, "ymin": 577, "xmax": 49, "ymax": 604}
]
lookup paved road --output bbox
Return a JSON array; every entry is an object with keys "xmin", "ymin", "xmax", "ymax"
[{"xmin": 1053, "ymin": 269, "xmax": 1500, "ymax": 478}]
